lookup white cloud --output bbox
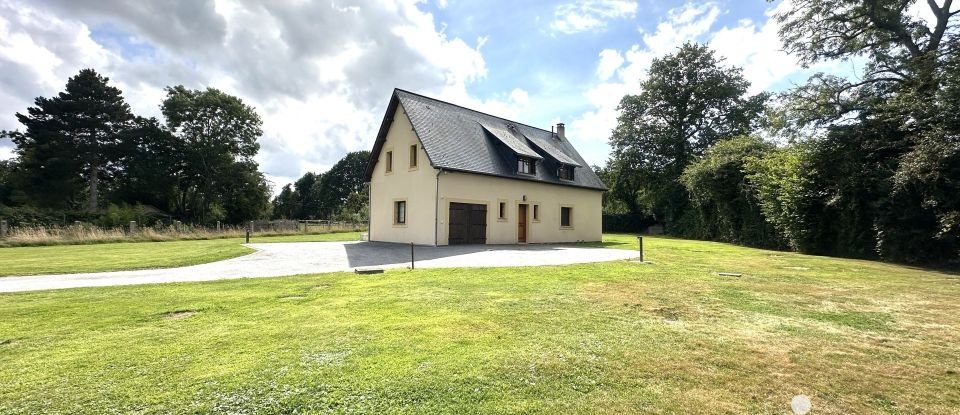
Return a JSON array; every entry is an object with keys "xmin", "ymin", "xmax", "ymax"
[
  {"xmin": 567, "ymin": 0, "xmax": 850, "ymax": 166},
  {"xmin": 0, "ymin": 0, "xmax": 511, "ymax": 192},
  {"xmin": 550, "ymin": 0, "xmax": 638, "ymax": 34},
  {"xmin": 567, "ymin": 2, "xmax": 721, "ymax": 157},
  {"xmin": 595, "ymin": 49, "xmax": 623, "ymax": 81}
]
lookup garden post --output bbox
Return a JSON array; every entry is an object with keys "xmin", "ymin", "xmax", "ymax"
[
  {"xmin": 129, "ymin": 221, "xmax": 137, "ymax": 234},
  {"xmin": 637, "ymin": 236, "xmax": 644, "ymax": 262},
  {"xmin": 410, "ymin": 242, "xmax": 415, "ymax": 270},
  {"xmin": 245, "ymin": 230, "xmax": 250, "ymax": 244},
  {"xmin": 0, "ymin": 220, "xmax": 7, "ymax": 238}
]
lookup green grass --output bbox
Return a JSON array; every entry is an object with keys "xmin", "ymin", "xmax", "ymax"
[
  {"xmin": 1, "ymin": 234, "xmax": 959, "ymax": 413},
  {"xmin": 0, "ymin": 231, "xmax": 362, "ymax": 276}
]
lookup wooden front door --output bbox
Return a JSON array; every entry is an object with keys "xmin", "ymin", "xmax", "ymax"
[
  {"xmin": 449, "ymin": 203, "xmax": 487, "ymax": 245},
  {"xmin": 518, "ymin": 204, "xmax": 528, "ymax": 243}
]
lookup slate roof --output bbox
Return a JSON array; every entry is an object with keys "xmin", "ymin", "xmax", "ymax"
[{"xmin": 364, "ymin": 89, "xmax": 607, "ymax": 191}]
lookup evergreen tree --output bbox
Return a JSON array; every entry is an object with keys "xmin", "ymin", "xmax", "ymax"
[{"xmin": 4, "ymin": 69, "xmax": 133, "ymax": 210}]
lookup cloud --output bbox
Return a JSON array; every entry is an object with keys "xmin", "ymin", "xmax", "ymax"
[
  {"xmin": 566, "ymin": 0, "xmax": 847, "ymax": 165},
  {"xmin": 566, "ymin": 2, "xmax": 721, "ymax": 156},
  {"xmin": 0, "ymin": 0, "xmax": 502, "ymax": 191},
  {"xmin": 550, "ymin": 0, "xmax": 638, "ymax": 34}
]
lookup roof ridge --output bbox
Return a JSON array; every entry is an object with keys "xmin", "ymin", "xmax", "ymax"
[{"xmin": 393, "ymin": 88, "xmax": 559, "ymax": 136}]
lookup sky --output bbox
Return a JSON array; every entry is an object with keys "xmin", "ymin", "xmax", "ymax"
[{"xmin": 0, "ymin": 0, "xmax": 853, "ymax": 192}]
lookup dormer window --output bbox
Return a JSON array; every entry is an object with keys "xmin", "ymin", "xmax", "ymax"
[
  {"xmin": 559, "ymin": 165, "xmax": 575, "ymax": 181},
  {"xmin": 518, "ymin": 157, "xmax": 536, "ymax": 175}
]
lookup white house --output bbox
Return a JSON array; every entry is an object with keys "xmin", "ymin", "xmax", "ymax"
[{"xmin": 364, "ymin": 89, "xmax": 606, "ymax": 245}]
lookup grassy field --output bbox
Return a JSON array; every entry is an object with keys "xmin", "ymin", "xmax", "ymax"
[
  {"xmin": 0, "ymin": 231, "xmax": 362, "ymax": 276},
  {"xmin": 0, "ymin": 235, "xmax": 958, "ymax": 413}
]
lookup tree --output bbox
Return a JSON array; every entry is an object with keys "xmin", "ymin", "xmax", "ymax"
[
  {"xmin": 161, "ymin": 86, "xmax": 265, "ymax": 224},
  {"xmin": 271, "ymin": 184, "xmax": 299, "ymax": 219},
  {"xmin": 0, "ymin": 159, "xmax": 15, "ymax": 206},
  {"xmin": 773, "ymin": 0, "xmax": 960, "ymax": 263},
  {"xmin": 308, "ymin": 151, "xmax": 371, "ymax": 219},
  {"xmin": 609, "ymin": 43, "xmax": 767, "ymax": 233},
  {"xmin": 292, "ymin": 172, "xmax": 318, "ymax": 218},
  {"xmin": 680, "ymin": 136, "xmax": 782, "ymax": 247},
  {"xmin": 3, "ymin": 69, "xmax": 133, "ymax": 210},
  {"xmin": 112, "ymin": 116, "xmax": 181, "ymax": 212}
]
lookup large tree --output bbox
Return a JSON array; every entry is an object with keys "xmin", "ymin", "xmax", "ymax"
[
  {"xmin": 161, "ymin": 86, "xmax": 265, "ymax": 223},
  {"xmin": 3, "ymin": 69, "xmax": 133, "ymax": 211},
  {"xmin": 608, "ymin": 43, "xmax": 767, "ymax": 232},
  {"xmin": 773, "ymin": 0, "xmax": 959, "ymax": 262}
]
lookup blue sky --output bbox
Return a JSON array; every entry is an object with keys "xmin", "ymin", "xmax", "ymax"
[{"xmin": 0, "ymin": 0, "xmax": 846, "ymax": 191}]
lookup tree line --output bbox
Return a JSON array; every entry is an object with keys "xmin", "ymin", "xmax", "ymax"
[
  {"xmin": 0, "ymin": 69, "xmax": 270, "ymax": 226},
  {"xmin": 269, "ymin": 151, "xmax": 371, "ymax": 222},
  {"xmin": 600, "ymin": 0, "xmax": 958, "ymax": 265}
]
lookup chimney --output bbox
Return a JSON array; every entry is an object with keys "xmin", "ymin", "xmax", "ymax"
[{"xmin": 556, "ymin": 122, "xmax": 565, "ymax": 140}]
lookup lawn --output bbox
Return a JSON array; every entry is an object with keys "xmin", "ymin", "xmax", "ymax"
[
  {"xmin": 0, "ymin": 231, "xmax": 362, "ymax": 276},
  {"xmin": 0, "ymin": 235, "xmax": 958, "ymax": 414}
]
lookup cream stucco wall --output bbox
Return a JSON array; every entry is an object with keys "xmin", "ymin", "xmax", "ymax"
[
  {"xmin": 369, "ymin": 105, "xmax": 604, "ymax": 245},
  {"xmin": 368, "ymin": 105, "xmax": 440, "ymax": 245},
  {"xmin": 436, "ymin": 171, "xmax": 602, "ymax": 245}
]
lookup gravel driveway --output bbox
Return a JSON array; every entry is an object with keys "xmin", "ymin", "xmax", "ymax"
[{"xmin": 0, "ymin": 241, "xmax": 638, "ymax": 293}]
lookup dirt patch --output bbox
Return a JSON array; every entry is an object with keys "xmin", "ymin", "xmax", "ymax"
[{"xmin": 163, "ymin": 310, "xmax": 199, "ymax": 320}]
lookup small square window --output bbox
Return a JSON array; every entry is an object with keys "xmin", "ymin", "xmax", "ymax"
[
  {"xmin": 559, "ymin": 165, "xmax": 575, "ymax": 180},
  {"xmin": 410, "ymin": 144, "xmax": 418, "ymax": 168},
  {"xmin": 561, "ymin": 206, "xmax": 572, "ymax": 227},
  {"xmin": 395, "ymin": 201, "xmax": 406, "ymax": 224},
  {"xmin": 385, "ymin": 151, "xmax": 393, "ymax": 173}
]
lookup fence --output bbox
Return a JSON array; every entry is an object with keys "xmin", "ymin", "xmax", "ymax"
[{"xmin": 0, "ymin": 219, "xmax": 367, "ymax": 247}]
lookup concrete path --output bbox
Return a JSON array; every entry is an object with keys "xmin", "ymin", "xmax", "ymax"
[{"xmin": 0, "ymin": 241, "xmax": 638, "ymax": 293}]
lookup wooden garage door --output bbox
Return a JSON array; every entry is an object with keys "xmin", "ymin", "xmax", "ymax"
[{"xmin": 448, "ymin": 203, "xmax": 487, "ymax": 245}]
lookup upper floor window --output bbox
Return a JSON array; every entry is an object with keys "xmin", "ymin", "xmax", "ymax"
[
  {"xmin": 410, "ymin": 144, "xmax": 418, "ymax": 168},
  {"xmin": 559, "ymin": 165, "xmax": 575, "ymax": 181},
  {"xmin": 518, "ymin": 157, "xmax": 536, "ymax": 175},
  {"xmin": 385, "ymin": 151, "xmax": 393, "ymax": 173}
]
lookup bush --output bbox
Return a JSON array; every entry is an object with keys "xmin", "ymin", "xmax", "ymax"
[{"xmin": 96, "ymin": 203, "xmax": 152, "ymax": 228}]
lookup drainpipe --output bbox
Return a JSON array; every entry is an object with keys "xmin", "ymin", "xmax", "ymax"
[
  {"xmin": 435, "ymin": 168, "xmax": 442, "ymax": 246},
  {"xmin": 366, "ymin": 182, "xmax": 372, "ymax": 241}
]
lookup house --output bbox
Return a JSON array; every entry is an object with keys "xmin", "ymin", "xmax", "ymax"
[{"xmin": 363, "ymin": 89, "xmax": 606, "ymax": 245}]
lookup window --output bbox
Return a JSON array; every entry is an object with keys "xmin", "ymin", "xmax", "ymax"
[
  {"xmin": 385, "ymin": 151, "xmax": 393, "ymax": 173},
  {"xmin": 559, "ymin": 165, "xmax": 575, "ymax": 181},
  {"xmin": 533, "ymin": 205, "xmax": 539, "ymax": 221},
  {"xmin": 518, "ymin": 157, "xmax": 536, "ymax": 175},
  {"xmin": 499, "ymin": 202, "xmax": 506, "ymax": 219},
  {"xmin": 560, "ymin": 206, "xmax": 572, "ymax": 227},
  {"xmin": 409, "ymin": 144, "xmax": 418, "ymax": 168},
  {"xmin": 395, "ymin": 201, "xmax": 406, "ymax": 224}
]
